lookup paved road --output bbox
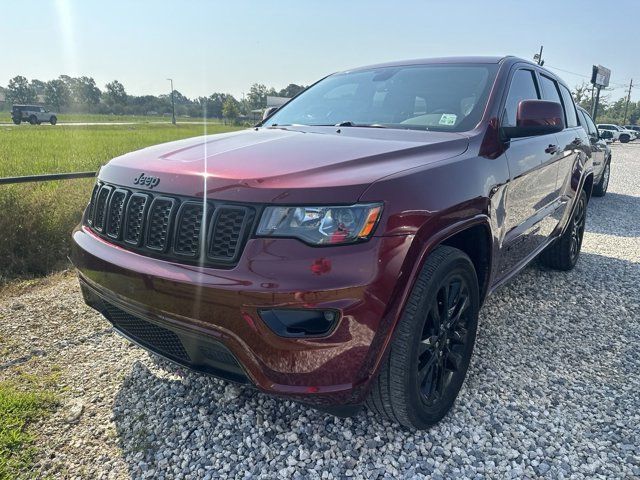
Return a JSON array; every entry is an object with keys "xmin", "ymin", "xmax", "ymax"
[{"xmin": 0, "ymin": 143, "xmax": 638, "ymax": 479}]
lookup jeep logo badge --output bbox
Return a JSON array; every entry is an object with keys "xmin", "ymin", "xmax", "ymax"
[{"xmin": 133, "ymin": 173, "xmax": 160, "ymax": 189}]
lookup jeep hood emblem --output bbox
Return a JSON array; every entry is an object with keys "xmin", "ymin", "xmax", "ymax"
[{"xmin": 133, "ymin": 173, "xmax": 160, "ymax": 189}]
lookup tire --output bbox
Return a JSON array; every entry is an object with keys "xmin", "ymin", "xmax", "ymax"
[
  {"xmin": 366, "ymin": 245, "xmax": 480, "ymax": 429},
  {"xmin": 592, "ymin": 161, "xmax": 610, "ymax": 197},
  {"xmin": 29, "ymin": 115, "xmax": 37, "ymax": 125},
  {"xmin": 50, "ymin": 116, "xmax": 57, "ymax": 125},
  {"xmin": 539, "ymin": 189, "xmax": 587, "ymax": 271},
  {"xmin": 12, "ymin": 118, "xmax": 21, "ymax": 125},
  {"xmin": 620, "ymin": 134, "xmax": 630, "ymax": 143}
]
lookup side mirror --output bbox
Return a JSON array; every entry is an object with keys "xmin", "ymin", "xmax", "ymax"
[
  {"xmin": 502, "ymin": 100, "xmax": 565, "ymax": 139},
  {"xmin": 262, "ymin": 106, "xmax": 279, "ymax": 120},
  {"xmin": 599, "ymin": 129, "xmax": 613, "ymax": 140}
]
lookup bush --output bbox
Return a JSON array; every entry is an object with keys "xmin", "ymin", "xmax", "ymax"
[{"xmin": 0, "ymin": 179, "xmax": 93, "ymax": 281}]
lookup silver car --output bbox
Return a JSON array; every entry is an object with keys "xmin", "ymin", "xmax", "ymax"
[{"xmin": 11, "ymin": 105, "xmax": 58, "ymax": 125}]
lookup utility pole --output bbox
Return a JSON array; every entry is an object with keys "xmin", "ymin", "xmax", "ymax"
[
  {"xmin": 533, "ymin": 46, "xmax": 544, "ymax": 66},
  {"xmin": 623, "ymin": 79, "xmax": 633, "ymax": 125},
  {"xmin": 167, "ymin": 78, "xmax": 176, "ymax": 125},
  {"xmin": 592, "ymin": 85, "xmax": 602, "ymax": 121}
]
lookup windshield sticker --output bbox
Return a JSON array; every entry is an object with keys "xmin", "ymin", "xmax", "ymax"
[{"xmin": 439, "ymin": 114, "xmax": 457, "ymax": 126}]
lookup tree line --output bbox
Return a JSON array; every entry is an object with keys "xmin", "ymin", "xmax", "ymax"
[
  {"xmin": 572, "ymin": 82, "xmax": 639, "ymax": 125},
  {"xmin": 1, "ymin": 74, "xmax": 637, "ymax": 125},
  {"xmin": 0, "ymin": 75, "xmax": 306, "ymax": 120}
]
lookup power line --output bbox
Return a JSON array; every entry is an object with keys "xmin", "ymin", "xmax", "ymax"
[{"xmin": 544, "ymin": 64, "xmax": 632, "ymax": 90}]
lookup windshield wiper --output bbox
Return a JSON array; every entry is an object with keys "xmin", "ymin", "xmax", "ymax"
[
  {"xmin": 334, "ymin": 121, "xmax": 387, "ymax": 128},
  {"xmin": 312, "ymin": 120, "xmax": 387, "ymax": 128}
]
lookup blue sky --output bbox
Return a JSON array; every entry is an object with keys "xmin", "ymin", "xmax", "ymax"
[{"xmin": 3, "ymin": 0, "xmax": 638, "ymax": 101}]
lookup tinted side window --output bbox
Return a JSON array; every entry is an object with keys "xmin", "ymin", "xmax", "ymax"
[
  {"xmin": 503, "ymin": 69, "xmax": 539, "ymax": 127},
  {"xmin": 539, "ymin": 75, "xmax": 562, "ymax": 104},
  {"xmin": 559, "ymin": 85, "xmax": 578, "ymax": 127},
  {"xmin": 577, "ymin": 110, "xmax": 587, "ymax": 133},
  {"xmin": 583, "ymin": 111, "xmax": 598, "ymax": 136}
]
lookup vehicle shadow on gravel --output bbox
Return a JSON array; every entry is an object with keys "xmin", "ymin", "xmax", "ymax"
[
  {"xmin": 587, "ymin": 192, "xmax": 640, "ymax": 237},
  {"xmin": 111, "ymin": 252, "xmax": 639, "ymax": 479}
]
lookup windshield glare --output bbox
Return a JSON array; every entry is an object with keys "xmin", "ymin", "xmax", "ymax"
[{"xmin": 264, "ymin": 64, "xmax": 497, "ymax": 132}]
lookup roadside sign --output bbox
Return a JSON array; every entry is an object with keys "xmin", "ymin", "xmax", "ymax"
[{"xmin": 591, "ymin": 65, "xmax": 611, "ymax": 87}]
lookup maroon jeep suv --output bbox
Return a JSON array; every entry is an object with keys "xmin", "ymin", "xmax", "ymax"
[{"xmin": 72, "ymin": 56, "xmax": 593, "ymax": 429}]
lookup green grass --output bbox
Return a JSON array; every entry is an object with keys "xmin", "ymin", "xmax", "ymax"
[
  {"xmin": 0, "ymin": 123, "xmax": 239, "ymax": 177},
  {"xmin": 0, "ymin": 379, "xmax": 57, "ymax": 479},
  {"xmin": 0, "ymin": 122, "xmax": 242, "ymax": 279}
]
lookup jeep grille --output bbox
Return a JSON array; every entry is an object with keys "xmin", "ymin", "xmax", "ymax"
[{"xmin": 85, "ymin": 181, "xmax": 256, "ymax": 268}]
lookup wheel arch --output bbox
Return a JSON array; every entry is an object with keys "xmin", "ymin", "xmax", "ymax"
[
  {"xmin": 583, "ymin": 172, "xmax": 594, "ymax": 202},
  {"xmin": 400, "ymin": 215, "xmax": 494, "ymax": 314},
  {"xmin": 359, "ymin": 216, "xmax": 492, "ymax": 405}
]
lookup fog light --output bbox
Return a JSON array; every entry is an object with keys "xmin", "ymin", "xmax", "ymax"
[{"xmin": 259, "ymin": 309, "xmax": 340, "ymax": 337}]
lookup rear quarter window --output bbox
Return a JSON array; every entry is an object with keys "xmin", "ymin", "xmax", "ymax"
[{"xmin": 559, "ymin": 85, "xmax": 578, "ymax": 127}]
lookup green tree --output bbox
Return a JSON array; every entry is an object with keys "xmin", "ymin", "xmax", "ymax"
[
  {"xmin": 30, "ymin": 79, "xmax": 46, "ymax": 97},
  {"xmin": 278, "ymin": 83, "xmax": 306, "ymax": 98},
  {"xmin": 222, "ymin": 96, "xmax": 240, "ymax": 122},
  {"xmin": 572, "ymin": 82, "xmax": 593, "ymax": 111},
  {"xmin": 247, "ymin": 83, "xmax": 268, "ymax": 109},
  {"xmin": 68, "ymin": 76, "xmax": 101, "ymax": 106},
  {"xmin": 44, "ymin": 79, "xmax": 71, "ymax": 111},
  {"xmin": 104, "ymin": 80, "xmax": 127, "ymax": 106},
  {"xmin": 6, "ymin": 76, "xmax": 36, "ymax": 104}
]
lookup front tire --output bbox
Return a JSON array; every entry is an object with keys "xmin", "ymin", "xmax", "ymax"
[
  {"xmin": 539, "ymin": 189, "xmax": 587, "ymax": 271},
  {"xmin": 50, "ymin": 115, "xmax": 57, "ymax": 125},
  {"xmin": 620, "ymin": 134, "xmax": 630, "ymax": 143},
  {"xmin": 29, "ymin": 115, "xmax": 37, "ymax": 125},
  {"xmin": 366, "ymin": 246, "xmax": 480, "ymax": 429},
  {"xmin": 592, "ymin": 161, "xmax": 610, "ymax": 197},
  {"xmin": 12, "ymin": 118, "xmax": 21, "ymax": 125}
]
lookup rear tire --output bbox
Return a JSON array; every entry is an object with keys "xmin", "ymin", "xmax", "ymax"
[
  {"xmin": 29, "ymin": 115, "xmax": 37, "ymax": 125},
  {"xmin": 539, "ymin": 190, "xmax": 587, "ymax": 271},
  {"xmin": 366, "ymin": 246, "xmax": 480, "ymax": 429},
  {"xmin": 50, "ymin": 115, "xmax": 57, "ymax": 125},
  {"xmin": 620, "ymin": 134, "xmax": 630, "ymax": 143},
  {"xmin": 592, "ymin": 161, "xmax": 610, "ymax": 197}
]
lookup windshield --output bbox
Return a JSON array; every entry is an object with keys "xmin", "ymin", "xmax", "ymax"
[{"xmin": 264, "ymin": 64, "xmax": 498, "ymax": 132}]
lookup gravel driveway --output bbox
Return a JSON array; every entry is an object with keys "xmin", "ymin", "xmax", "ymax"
[{"xmin": 1, "ymin": 144, "xmax": 639, "ymax": 479}]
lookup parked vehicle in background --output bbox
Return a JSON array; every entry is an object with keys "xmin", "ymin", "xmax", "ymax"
[
  {"xmin": 72, "ymin": 56, "xmax": 594, "ymax": 429},
  {"xmin": 623, "ymin": 125, "xmax": 640, "ymax": 136},
  {"xmin": 618, "ymin": 126, "xmax": 638, "ymax": 141},
  {"xmin": 578, "ymin": 107, "xmax": 611, "ymax": 196},
  {"xmin": 10, "ymin": 105, "xmax": 58, "ymax": 125},
  {"xmin": 597, "ymin": 124, "xmax": 632, "ymax": 143}
]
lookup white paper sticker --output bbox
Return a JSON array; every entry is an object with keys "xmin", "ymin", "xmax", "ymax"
[{"xmin": 439, "ymin": 114, "xmax": 457, "ymax": 126}]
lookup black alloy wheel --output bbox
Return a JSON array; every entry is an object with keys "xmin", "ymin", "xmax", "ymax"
[
  {"xmin": 569, "ymin": 192, "xmax": 586, "ymax": 264},
  {"xmin": 539, "ymin": 189, "xmax": 587, "ymax": 271},
  {"xmin": 417, "ymin": 273, "xmax": 473, "ymax": 406},
  {"xmin": 366, "ymin": 246, "xmax": 480, "ymax": 429}
]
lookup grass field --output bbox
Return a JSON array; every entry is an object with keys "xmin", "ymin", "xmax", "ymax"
[
  {"xmin": 0, "ymin": 122, "xmax": 242, "ymax": 280},
  {"xmin": 0, "ymin": 123, "xmax": 237, "ymax": 177}
]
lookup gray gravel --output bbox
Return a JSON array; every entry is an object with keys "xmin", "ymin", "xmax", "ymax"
[{"xmin": 1, "ymin": 143, "xmax": 639, "ymax": 479}]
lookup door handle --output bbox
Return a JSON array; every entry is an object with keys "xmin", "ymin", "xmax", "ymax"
[{"xmin": 545, "ymin": 144, "xmax": 558, "ymax": 154}]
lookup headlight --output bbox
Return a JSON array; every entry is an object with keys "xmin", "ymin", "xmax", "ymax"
[{"xmin": 256, "ymin": 203, "xmax": 383, "ymax": 245}]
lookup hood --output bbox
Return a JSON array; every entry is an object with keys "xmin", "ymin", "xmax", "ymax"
[{"xmin": 99, "ymin": 126, "xmax": 469, "ymax": 204}]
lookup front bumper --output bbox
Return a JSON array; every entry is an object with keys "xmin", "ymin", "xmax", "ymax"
[{"xmin": 71, "ymin": 225, "xmax": 413, "ymax": 406}]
